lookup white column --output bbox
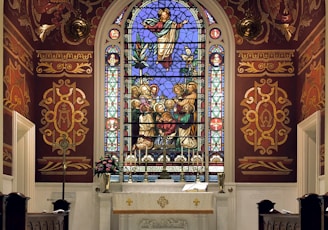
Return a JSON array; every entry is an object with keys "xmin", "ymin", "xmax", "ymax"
[{"xmin": 98, "ymin": 193, "xmax": 113, "ymax": 230}]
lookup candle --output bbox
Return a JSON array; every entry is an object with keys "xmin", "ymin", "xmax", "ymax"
[
  {"xmin": 192, "ymin": 149, "xmax": 195, "ymax": 165},
  {"xmin": 129, "ymin": 151, "xmax": 132, "ymax": 166},
  {"xmin": 127, "ymin": 154, "xmax": 130, "ymax": 166},
  {"xmin": 202, "ymin": 152, "xmax": 204, "ymax": 168},
  {"xmin": 197, "ymin": 151, "xmax": 199, "ymax": 166},
  {"xmin": 181, "ymin": 146, "xmax": 183, "ymax": 156},
  {"xmin": 146, "ymin": 147, "xmax": 148, "ymax": 157},
  {"xmin": 138, "ymin": 150, "xmax": 141, "ymax": 164},
  {"xmin": 188, "ymin": 149, "xmax": 190, "ymax": 163}
]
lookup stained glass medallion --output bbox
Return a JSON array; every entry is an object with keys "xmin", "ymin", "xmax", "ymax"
[
  {"xmin": 109, "ymin": 29, "xmax": 120, "ymax": 40},
  {"xmin": 104, "ymin": 0, "xmax": 224, "ymax": 182}
]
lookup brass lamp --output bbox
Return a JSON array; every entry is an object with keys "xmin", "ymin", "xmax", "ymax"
[
  {"xmin": 65, "ymin": 9, "xmax": 90, "ymax": 41},
  {"xmin": 236, "ymin": 1, "xmax": 261, "ymax": 39}
]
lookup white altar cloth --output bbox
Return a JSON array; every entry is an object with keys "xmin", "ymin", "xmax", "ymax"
[{"xmin": 112, "ymin": 192, "xmax": 214, "ymax": 214}]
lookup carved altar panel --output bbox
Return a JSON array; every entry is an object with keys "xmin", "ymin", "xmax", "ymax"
[
  {"xmin": 139, "ymin": 217, "xmax": 187, "ymax": 230},
  {"xmin": 119, "ymin": 214, "xmax": 209, "ymax": 230}
]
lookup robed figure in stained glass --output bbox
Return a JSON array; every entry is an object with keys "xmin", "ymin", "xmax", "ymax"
[{"xmin": 142, "ymin": 7, "xmax": 188, "ymax": 70}]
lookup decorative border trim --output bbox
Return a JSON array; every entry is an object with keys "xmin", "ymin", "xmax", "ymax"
[
  {"xmin": 36, "ymin": 50, "xmax": 93, "ymax": 78},
  {"xmin": 237, "ymin": 50, "xmax": 295, "ymax": 77}
]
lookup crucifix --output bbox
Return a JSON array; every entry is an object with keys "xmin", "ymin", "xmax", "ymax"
[{"xmin": 154, "ymin": 135, "xmax": 175, "ymax": 179}]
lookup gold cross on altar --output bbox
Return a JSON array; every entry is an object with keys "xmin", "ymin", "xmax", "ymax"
[
  {"xmin": 193, "ymin": 198, "xmax": 200, "ymax": 206},
  {"xmin": 126, "ymin": 198, "xmax": 133, "ymax": 206}
]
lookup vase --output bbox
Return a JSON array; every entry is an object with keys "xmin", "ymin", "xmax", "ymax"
[
  {"xmin": 103, "ymin": 173, "xmax": 111, "ymax": 193},
  {"xmin": 217, "ymin": 172, "xmax": 225, "ymax": 193}
]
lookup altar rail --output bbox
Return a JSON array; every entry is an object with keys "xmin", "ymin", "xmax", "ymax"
[
  {"xmin": 0, "ymin": 192, "xmax": 69, "ymax": 230},
  {"xmin": 258, "ymin": 193, "xmax": 328, "ymax": 230}
]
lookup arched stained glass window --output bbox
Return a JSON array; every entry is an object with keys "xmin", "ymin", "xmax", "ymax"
[{"xmin": 104, "ymin": 0, "xmax": 225, "ymax": 182}]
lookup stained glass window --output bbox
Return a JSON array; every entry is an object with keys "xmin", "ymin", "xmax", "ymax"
[
  {"xmin": 104, "ymin": 0, "xmax": 225, "ymax": 182},
  {"xmin": 104, "ymin": 45, "xmax": 121, "ymax": 152}
]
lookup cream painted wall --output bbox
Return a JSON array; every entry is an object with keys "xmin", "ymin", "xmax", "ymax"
[{"xmin": 31, "ymin": 182, "xmax": 297, "ymax": 230}]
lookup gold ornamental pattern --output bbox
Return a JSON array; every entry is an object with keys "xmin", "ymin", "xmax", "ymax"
[
  {"xmin": 3, "ymin": 59, "xmax": 31, "ymax": 117},
  {"xmin": 237, "ymin": 50, "xmax": 295, "ymax": 77},
  {"xmin": 297, "ymin": 18, "xmax": 325, "ymax": 74},
  {"xmin": 240, "ymin": 78, "xmax": 291, "ymax": 155},
  {"xmin": 38, "ymin": 79, "xmax": 91, "ymax": 174},
  {"xmin": 4, "ymin": 16, "xmax": 34, "ymax": 75},
  {"xmin": 157, "ymin": 196, "xmax": 169, "ymax": 209},
  {"xmin": 36, "ymin": 51, "xmax": 93, "ymax": 78},
  {"xmin": 238, "ymin": 157, "xmax": 293, "ymax": 175},
  {"xmin": 300, "ymin": 60, "xmax": 325, "ymax": 120}
]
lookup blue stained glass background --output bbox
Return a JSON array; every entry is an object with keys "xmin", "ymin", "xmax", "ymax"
[{"xmin": 127, "ymin": 0, "xmax": 202, "ymax": 99}]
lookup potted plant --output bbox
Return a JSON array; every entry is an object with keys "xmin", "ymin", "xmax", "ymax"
[{"xmin": 95, "ymin": 152, "xmax": 120, "ymax": 192}]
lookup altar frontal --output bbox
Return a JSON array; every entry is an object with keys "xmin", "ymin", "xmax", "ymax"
[{"xmin": 112, "ymin": 192, "xmax": 214, "ymax": 214}]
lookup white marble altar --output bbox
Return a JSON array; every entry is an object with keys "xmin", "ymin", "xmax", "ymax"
[{"xmin": 98, "ymin": 182, "xmax": 231, "ymax": 230}]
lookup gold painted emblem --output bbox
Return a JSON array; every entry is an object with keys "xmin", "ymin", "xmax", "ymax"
[
  {"xmin": 126, "ymin": 198, "xmax": 133, "ymax": 206},
  {"xmin": 193, "ymin": 198, "xmax": 200, "ymax": 207},
  {"xmin": 157, "ymin": 196, "xmax": 169, "ymax": 209}
]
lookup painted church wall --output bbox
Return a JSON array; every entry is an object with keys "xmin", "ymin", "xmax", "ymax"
[{"xmin": 2, "ymin": 0, "xmax": 325, "ymax": 183}]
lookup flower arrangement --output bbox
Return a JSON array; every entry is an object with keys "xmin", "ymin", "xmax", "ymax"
[{"xmin": 95, "ymin": 152, "xmax": 120, "ymax": 177}]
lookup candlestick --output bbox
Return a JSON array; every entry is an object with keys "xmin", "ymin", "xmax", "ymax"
[
  {"xmin": 139, "ymin": 150, "xmax": 141, "ymax": 162},
  {"xmin": 188, "ymin": 149, "xmax": 190, "ymax": 165},
  {"xmin": 192, "ymin": 149, "xmax": 195, "ymax": 165},
  {"xmin": 196, "ymin": 151, "xmax": 199, "ymax": 167},
  {"xmin": 202, "ymin": 152, "xmax": 204, "ymax": 168},
  {"xmin": 144, "ymin": 158, "xmax": 149, "ymax": 183}
]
